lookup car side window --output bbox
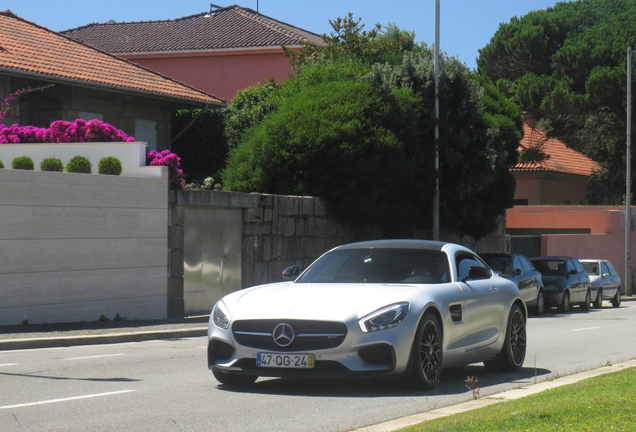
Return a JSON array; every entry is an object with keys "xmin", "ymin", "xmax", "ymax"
[
  {"xmin": 457, "ymin": 253, "xmax": 488, "ymax": 281},
  {"xmin": 607, "ymin": 262, "xmax": 618, "ymax": 277},
  {"xmin": 573, "ymin": 259, "xmax": 585, "ymax": 273},
  {"xmin": 520, "ymin": 257, "xmax": 533, "ymax": 273},
  {"xmin": 601, "ymin": 262, "xmax": 610, "ymax": 276},
  {"xmin": 513, "ymin": 257, "xmax": 523, "ymax": 274},
  {"xmin": 566, "ymin": 259, "xmax": 577, "ymax": 274}
]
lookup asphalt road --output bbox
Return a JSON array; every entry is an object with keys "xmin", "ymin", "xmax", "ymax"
[{"xmin": 1, "ymin": 302, "xmax": 635, "ymax": 432}]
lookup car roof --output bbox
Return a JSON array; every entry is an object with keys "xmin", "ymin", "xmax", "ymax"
[
  {"xmin": 333, "ymin": 239, "xmax": 461, "ymax": 252},
  {"xmin": 530, "ymin": 256, "xmax": 576, "ymax": 261}
]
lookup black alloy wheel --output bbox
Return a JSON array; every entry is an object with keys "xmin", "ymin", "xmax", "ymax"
[
  {"xmin": 581, "ymin": 289, "xmax": 591, "ymax": 311},
  {"xmin": 593, "ymin": 289, "xmax": 603, "ymax": 309},
  {"xmin": 413, "ymin": 312, "xmax": 443, "ymax": 389},
  {"xmin": 560, "ymin": 291, "xmax": 571, "ymax": 312},
  {"xmin": 484, "ymin": 303, "xmax": 526, "ymax": 372}
]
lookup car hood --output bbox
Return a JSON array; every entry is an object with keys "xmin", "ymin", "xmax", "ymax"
[
  {"xmin": 540, "ymin": 275, "xmax": 567, "ymax": 287},
  {"xmin": 222, "ymin": 282, "xmax": 426, "ymax": 321}
]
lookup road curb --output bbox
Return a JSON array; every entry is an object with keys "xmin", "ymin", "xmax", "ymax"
[
  {"xmin": 0, "ymin": 327, "xmax": 208, "ymax": 351},
  {"xmin": 354, "ymin": 359, "xmax": 636, "ymax": 432}
]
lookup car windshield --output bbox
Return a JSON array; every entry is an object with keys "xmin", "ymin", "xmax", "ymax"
[
  {"xmin": 581, "ymin": 262, "xmax": 599, "ymax": 275},
  {"xmin": 296, "ymin": 248, "xmax": 450, "ymax": 284},
  {"xmin": 483, "ymin": 256, "xmax": 512, "ymax": 275},
  {"xmin": 532, "ymin": 259, "xmax": 566, "ymax": 276}
]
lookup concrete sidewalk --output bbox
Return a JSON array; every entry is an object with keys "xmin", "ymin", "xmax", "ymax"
[{"xmin": 0, "ymin": 316, "xmax": 209, "ymax": 351}]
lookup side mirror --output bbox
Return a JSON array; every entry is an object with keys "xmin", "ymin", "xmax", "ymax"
[
  {"xmin": 569, "ymin": 269, "xmax": 578, "ymax": 275},
  {"xmin": 282, "ymin": 265, "xmax": 301, "ymax": 281},
  {"xmin": 463, "ymin": 266, "xmax": 491, "ymax": 282},
  {"xmin": 514, "ymin": 268, "xmax": 522, "ymax": 276},
  {"xmin": 602, "ymin": 273, "xmax": 610, "ymax": 278}
]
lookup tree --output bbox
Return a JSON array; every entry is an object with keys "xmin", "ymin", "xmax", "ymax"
[
  {"xmin": 477, "ymin": 0, "xmax": 636, "ymax": 203},
  {"xmin": 224, "ymin": 19, "xmax": 521, "ymax": 238}
]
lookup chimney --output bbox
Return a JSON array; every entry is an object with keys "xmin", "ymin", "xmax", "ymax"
[{"xmin": 522, "ymin": 112, "xmax": 535, "ymax": 129}]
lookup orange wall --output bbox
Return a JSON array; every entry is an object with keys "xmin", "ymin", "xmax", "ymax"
[
  {"xmin": 514, "ymin": 175, "xmax": 589, "ymax": 205},
  {"xmin": 123, "ymin": 49, "xmax": 294, "ymax": 102},
  {"xmin": 507, "ymin": 206, "xmax": 632, "ymax": 293}
]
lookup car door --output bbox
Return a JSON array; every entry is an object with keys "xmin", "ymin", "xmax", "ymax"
[
  {"xmin": 513, "ymin": 256, "xmax": 532, "ymax": 304},
  {"xmin": 570, "ymin": 259, "xmax": 589, "ymax": 302},
  {"xmin": 601, "ymin": 262, "xmax": 619, "ymax": 294},
  {"xmin": 455, "ymin": 252, "xmax": 506, "ymax": 352}
]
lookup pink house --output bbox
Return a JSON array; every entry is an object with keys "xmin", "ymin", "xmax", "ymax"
[
  {"xmin": 511, "ymin": 114, "xmax": 599, "ymax": 206},
  {"xmin": 62, "ymin": 5, "xmax": 324, "ymax": 102}
]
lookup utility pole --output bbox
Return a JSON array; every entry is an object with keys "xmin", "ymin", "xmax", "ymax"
[
  {"xmin": 433, "ymin": 0, "xmax": 440, "ymax": 241},
  {"xmin": 626, "ymin": 47, "xmax": 633, "ymax": 296}
]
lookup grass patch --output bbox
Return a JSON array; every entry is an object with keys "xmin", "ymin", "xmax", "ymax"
[{"xmin": 399, "ymin": 367, "xmax": 636, "ymax": 432}]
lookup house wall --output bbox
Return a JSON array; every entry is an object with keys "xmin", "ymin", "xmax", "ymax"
[
  {"xmin": 514, "ymin": 173, "xmax": 589, "ymax": 205},
  {"xmin": 0, "ymin": 157, "xmax": 170, "ymax": 326},
  {"xmin": 123, "ymin": 49, "xmax": 294, "ymax": 102},
  {"xmin": 2, "ymin": 75, "xmax": 181, "ymax": 151}
]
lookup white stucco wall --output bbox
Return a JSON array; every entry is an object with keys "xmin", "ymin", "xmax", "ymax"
[{"xmin": 0, "ymin": 157, "xmax": 169, "ymax": 325}]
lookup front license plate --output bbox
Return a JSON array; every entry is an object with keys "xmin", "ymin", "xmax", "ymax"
[{"xmin": 257, "ymin": 353, "xmax": 315, "ymax": 368}]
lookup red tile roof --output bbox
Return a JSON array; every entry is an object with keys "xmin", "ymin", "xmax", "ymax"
[
  {"xmin": 61, "ymin": 5, "xmax": 325, "ymax": 55},
  {"xmin": 512, "ymin": 123, "xmax": 599, "ymax": 176},
  {"xmin": 0, "ymin": 10, "xmax": 224, "ymax": 105}
]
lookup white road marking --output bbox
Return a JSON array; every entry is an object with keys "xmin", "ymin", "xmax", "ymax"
[
  {"xmin": 572, "ymin": 326, "xmax": 601, "ymax": 332},
  {"xmin": 64, "ymin": 353, "xmax": 125, "ymax": 361},
  {"xmin": 0, "ymin": 390, "xmax": 136, "ymax": 410},
  {"xmin": 0, "ymin": 363, "xmax": 18, "ymax": 367}
]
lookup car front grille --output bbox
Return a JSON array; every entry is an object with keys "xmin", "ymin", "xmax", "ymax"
[{"xmin": 232, "ymin": 319, "xmax": 347, "ymax": 352}]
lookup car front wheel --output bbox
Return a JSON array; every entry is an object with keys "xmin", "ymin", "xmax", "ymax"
[
  {"xmin": 612, "ymin": 289, "xmax": 621, "ymax": 308},
  {"xmin": 213, "ymin": 370, "xmax": 258, "ymax": 386},
  {"xmin": 534, "ymin": 289, "xmax": 544, "ymax": 315},
  {"xmin": 484, "ymin": 303, "xmax": 526, "ymax": 372},
  {"xmin": 581, "ymin": 289, "xmax": 591, "ymax": 311},
  {"xmin": 412, "ymin": 312, "xmax": 443, "ymax": 390},
  {"xmin": 560, "ymin": 291, "xmax": 571, "ymax": 312},
  {"xmin": 593, "ymin": 289, "xmax": 603, "ymax": 309}
]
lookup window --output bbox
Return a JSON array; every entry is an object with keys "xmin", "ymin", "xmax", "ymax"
[
  {"xmin": 513, "ymin": 257, "xmax": 523, "ymax": 275},
  {"xmin": 78, "ymin": 111, "xmax": 103, "ymax": 121},
  {"xmin": 135, "ymin": 119, "xmax": 157, "ymax": 151},
  {"xmin": 457, "ymin": 253, "xmax": 488, "ymax": 282},
  {"xmin": 601, "ymin": 262, "xmax": 610, "ymax": 276},
  {"xmin": 573, "ymin": 259, "xmax": 585, "ymax": 273},
  {"xmin": 520, "ymin": 257, "xmax": 533, "ymax": 273}
]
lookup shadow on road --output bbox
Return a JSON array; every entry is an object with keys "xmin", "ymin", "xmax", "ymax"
[{"xmin": 216, "ymin": 364, "xmax": 552, "ymax": 398}]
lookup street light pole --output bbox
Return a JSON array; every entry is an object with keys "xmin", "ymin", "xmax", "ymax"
[
  {"xmin": 626, "ymin": 47, "xmax": 633, "ymax": 296},
  {"xmin": 433, "ymin": 0, "xmax": 440, "ymax": 241}
]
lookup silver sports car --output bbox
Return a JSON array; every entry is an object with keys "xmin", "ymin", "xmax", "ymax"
[{"xmin": 208, "ymin": 240, "xmax": 527, "ymax": 389}]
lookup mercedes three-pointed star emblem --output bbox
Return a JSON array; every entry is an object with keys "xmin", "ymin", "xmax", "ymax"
[{"xmin": 273, "ymin": 323, "xmax": 294, "ymax": 347}]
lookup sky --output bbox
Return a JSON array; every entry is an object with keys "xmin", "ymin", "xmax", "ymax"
[{"xmin": 5, "ymin": 0, "xmax": 566, "ymax": 70}]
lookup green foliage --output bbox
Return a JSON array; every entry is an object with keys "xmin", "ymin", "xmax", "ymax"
[
  {"xmin": 283, "ymin": 13, "xmax": 414, "ymax": 71},
  {"xmin": 171, "ymin": 108, "xmax": 227, "ymax": 184},
  {"xmin": 0, "ymin": 159, "xmax": 4, "ymax": 168},
  {"xmin": 65, "ymin": 155, "xmax": 92, "ymax": 174},
  {"xmin": 223, "ymin": 81, "xmax": 280, "ymax": 150},
  {"xmin": 40, "ymin": 157, "xmax": 64, "ymax": 172},
  {"xmin": 12, "ymin": 156, "xmax": 34, "ymax": 170},
  {"xmin": 98, "ymin": 156, "xmax": 122, "ymax": 175},
  {"xmin": 477, "ymin": 0, "xmax": 636, "ymax": 203}
]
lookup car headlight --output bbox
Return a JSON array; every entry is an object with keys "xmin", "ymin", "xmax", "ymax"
[
  {"xmin": 358, "ymin": 302, "xmax": 409, "ymax": 332},
  {"xmin": 212, "ymin": 301, "xmax": 231, "ymax": 330}
]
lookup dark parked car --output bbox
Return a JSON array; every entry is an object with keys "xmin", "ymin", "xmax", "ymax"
[
  {"xmin": 579, "ymin": 259, "xmax": 621, "ymax": 308},
  {"xmin": 480, "ymin": 253, "xmax": 545, "ymax": 314},
  {"xmin": 530, "ymin": 257, "xmax": 592, "ymax": 312}
]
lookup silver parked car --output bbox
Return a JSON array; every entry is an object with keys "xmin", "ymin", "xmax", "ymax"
[
  {"xmin": 579, "ymin": 259, "xmax": 621, "ymax": 308},
  {"xmin": 208, "ymin": 240, "xmax": 527, "ymax": 389}
]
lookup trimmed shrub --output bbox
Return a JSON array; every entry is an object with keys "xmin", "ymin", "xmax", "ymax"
[
  {"xmin": 0, "ymin": 159, "xmax": 4, "ymax": 168},
  {"xmin": 65, "ymin": 155, "xmax": 92, "ymax": 174},
  {"xmin": 98, "ymin": 156, "xmax": 122, "ymax": 175},
  {"xmin": 40, "ymin": 157, "xmax": 64, "ymax": 172},
  {"xmin": 12, "ymin": 156, "xmax": 34, "ymax": 170}
]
